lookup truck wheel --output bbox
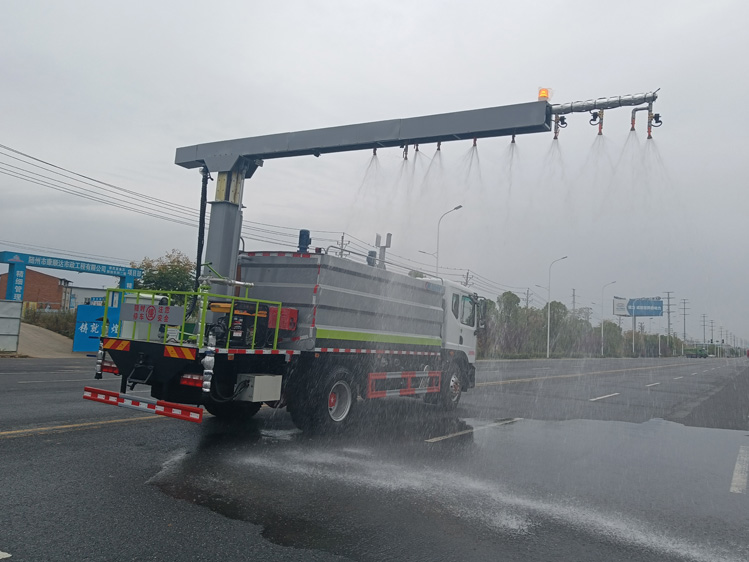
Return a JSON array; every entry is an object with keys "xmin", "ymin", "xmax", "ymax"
[
  {"xmin": 204, "ymin": 400, "xmax": 262, "ymax": 420},
  {"xmin": 324, "ymin": 376, "xmax": 354, "ymax": 425},
  {"xmin": 287, "ymin": 367, "xmax": 356, "ymax": 431},
  {"xmin": 287, "ymin": 395, "xmax": 314, "ymax": 430},
  {"xmin": 439, "ymin": 365, "xmax": 462, "ymax": 410}
]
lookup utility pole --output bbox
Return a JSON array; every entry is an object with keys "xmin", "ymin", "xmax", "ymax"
[
  {"xmin": 710, "ymin": 320, "xmax": 714, "ymax": 351},
  {"xmin": 525, "ymin": 288, "xmax": 530, "ymax": 310},
  {"xmin": 462, "ymin": 269, "xmax": 473, "ymax": 287},
  {"xmin": 337, "ymin": 234, "xmax": 348, "ymax": 258},
  {"xmin": 664, "ymin": 291, "xmax": 673, "ymax": 347},
  {"xmin": 680, "ymin": 299, "xmax": 689, "ymax": 345},
  {"xmin": 720, "ymin": 325, "xmax": 723, "ymax": 357},
  {"xmin": 701, "ymin": 314, "xmax": 707, "ymax": 346},
  {"xmin": 572, "ymin": 289, "xmax": 576, "ymax": 317}
]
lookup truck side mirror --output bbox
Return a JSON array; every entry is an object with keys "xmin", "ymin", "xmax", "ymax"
[{"xmin": 477, "ymin": 298, "xmax": 487, "ymax": 329}]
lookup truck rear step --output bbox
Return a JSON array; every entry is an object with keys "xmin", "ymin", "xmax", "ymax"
[{"xmin": 83, "ymin": 386, "xmax": 203, "ymax": 423}]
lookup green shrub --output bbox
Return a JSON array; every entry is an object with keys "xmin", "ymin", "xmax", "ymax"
[{"xmin": 23, "ymin": 309, "xmax": 76, "ymax": 339}]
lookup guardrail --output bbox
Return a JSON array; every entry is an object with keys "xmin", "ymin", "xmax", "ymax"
[{"xmin": 100, "ymin": 287, "xmax": 283, "ymax": 351}]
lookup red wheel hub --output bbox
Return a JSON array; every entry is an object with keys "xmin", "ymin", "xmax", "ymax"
[{"xmin": 328, "ymin": 391, "xmax": 337, "ymax": 408}]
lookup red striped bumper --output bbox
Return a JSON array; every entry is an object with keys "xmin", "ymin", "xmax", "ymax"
[{"xmin": 83, "ymin": 387, "xmax": 203, "ymax": 423}]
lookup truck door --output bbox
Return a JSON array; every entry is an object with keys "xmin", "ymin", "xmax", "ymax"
[{"xmin": 457, "ymin": 294, "xmax": 477, "ymax": 361}]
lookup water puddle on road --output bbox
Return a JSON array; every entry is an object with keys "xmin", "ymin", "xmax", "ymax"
[{"xmin": 149, "ymin": 415, "xmax": 748, "ymax": 562}]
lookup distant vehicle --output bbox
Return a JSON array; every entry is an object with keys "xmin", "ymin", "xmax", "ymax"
[{"xmin": 685, "ymin": 348, "xmax": 708, "ymax": 358}]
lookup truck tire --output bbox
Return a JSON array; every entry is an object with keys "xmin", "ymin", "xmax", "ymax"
[
  {"xmin": 204, "ymin": 399, "xmax": 262, "ymax": 420},
  {"xmin": 288, "ymin": 366, "xmax": 356, "ymax": 431},
  {"xmin": 439, "ymin": 364, "xmax": 462, "ymax": 410}
]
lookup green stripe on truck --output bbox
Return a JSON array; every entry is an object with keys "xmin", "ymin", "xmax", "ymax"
[{"xmin": 315, "ymin": 328, "xmax": 441, "ymax": 347}]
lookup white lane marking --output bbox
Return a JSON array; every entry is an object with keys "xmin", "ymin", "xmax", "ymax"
[
  {"xmin": 589, "ymin": 392, "xmax": 620, "ymax": 402},
  {"xmin": 673, "ymin": 376, "xmax": 683, "ymax": 380},
  {"xmin": 0, "ymin": 551, "xmax": 11, "ymax": 559},
  {"xmin": 18, "ymin": 378, "xmax": 119, "ymax": 384},
  {"xmin": 425, "ymin": 418, "xmax": 522, "ymax": 443},
  {"xmin": 730, "ymin": 446, "xmax": 749, "ymax": 494},
  {"xmin": 703, "ymin": 370, "xmax": 710, "ymax": 373},
  {"xmin": 645, "ymin": 382, "xmax": 661, "ymax": 387},
  {"xmin": 691, "ymin": 373, "xmax": 698, "ymax": 376}
]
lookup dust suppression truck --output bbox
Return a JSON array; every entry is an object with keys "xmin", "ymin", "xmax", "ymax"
[{"xmin": 84, "ymin": 235, "xmax": 485, "ymax": 430}]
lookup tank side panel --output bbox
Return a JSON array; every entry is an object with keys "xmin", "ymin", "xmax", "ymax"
[
  {"xmin": 315, "ymin": 255, "xmax": 444, "ymax": 347},
  {"xmin": 238, "ymin": 254, "xmax": 445, "ymax": 350}
]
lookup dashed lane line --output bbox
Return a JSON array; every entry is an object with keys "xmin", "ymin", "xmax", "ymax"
[
  {"xmin": 645, "ymin": 382, "xmax": 661, "ymax": 387},
  {"xmin": 0, "ymin": 550, "xmax": 10, "ymax": 559},
  {"xmin": 730, "ymin": 446, "xmax": 749, "ymax": 494},
  {"xmin": 425, "ymin": 418, "xmax": 522, "ymax": 443},
  {"xmin": 0, "ymin": 416, "xmax": 163, "ymax": 439},
  {"xmin": 673, "ymin": 376, "xmax": 683, "ymax": 380},
  {"xmin": 475, "ymin": 362, "xmax": 685, "ymax": 388},
  {"xmin": 589, "ymin": 393, "xmax": 620, "ymax": 402}
]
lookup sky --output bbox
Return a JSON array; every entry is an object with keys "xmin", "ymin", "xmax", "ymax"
[{"xmin": 1, "ymin": 0, "xmax": 748, "ymax": 344}]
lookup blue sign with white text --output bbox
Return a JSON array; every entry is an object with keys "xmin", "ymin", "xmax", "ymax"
[
  {"xmin": 0, "ymin": 251, "xmax": 142, "ymax": 278},
  {"xmin": 626, "ymin": 299, "xmax": 663, "ymax": 317},
  {"xmin": 73, "ymin": 305, "xmax": 120, "ymax": 353}
]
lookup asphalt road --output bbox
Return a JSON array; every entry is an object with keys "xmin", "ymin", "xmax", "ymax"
[{"xmin": 1, "ymin": 357, "xmax": 748, "ymax": 561}]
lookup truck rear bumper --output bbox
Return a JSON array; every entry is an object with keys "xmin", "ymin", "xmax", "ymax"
[{"xmin": 83, "ymin": 386, "xmax": 203, "ymax": 423}]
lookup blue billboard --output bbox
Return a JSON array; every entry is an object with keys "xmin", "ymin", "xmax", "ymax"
[
  {"xmin": 1, "ymin": 251, "xmax": 142, "ymax": 301},
  {"xmin": 626, "ymin": 298, "xmax": 663, "ymax": 317}
]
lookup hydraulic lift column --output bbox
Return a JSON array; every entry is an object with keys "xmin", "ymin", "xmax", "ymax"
[{"xmin": 203, "ymin": 157, "xmax": 259, "ymax": 295}]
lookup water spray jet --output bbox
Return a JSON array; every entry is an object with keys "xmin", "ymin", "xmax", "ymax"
[{"xmin": 553, "ymin": 115, "xmax": 567, "ymax": 140}]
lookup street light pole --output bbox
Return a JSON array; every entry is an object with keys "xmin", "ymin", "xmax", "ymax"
[
  {"xmin": 436, "ymin": 205, "xmax": 463, "ymax": 277},
  {"xmin": 632, "ymin": 298, "xmax": 641, "ymax": 356},
  {"xmin": 601, "ymin": 281, "xmax": 616, "ymax": 356},
  {"xmin": 546, "ymin": 256, "xmax": 568, "ymax": 359},
  {"xmin": 417, "ymin": 249, "xmax": 437, "ymax": 275}
]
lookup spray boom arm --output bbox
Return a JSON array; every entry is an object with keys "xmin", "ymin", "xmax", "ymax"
[{"xmin": 551, "ymin": 91, "xmax": 658, "ymax": 115}]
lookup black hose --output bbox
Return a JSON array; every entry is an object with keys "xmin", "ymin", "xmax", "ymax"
[{"xmin": 186, "ymin": 167, "xmax": 210, "ymax": 318}]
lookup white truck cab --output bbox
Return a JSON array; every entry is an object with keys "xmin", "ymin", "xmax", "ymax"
[{"xmin": 441, "ymin": 279, "xmax": 482, "ymax": 365}]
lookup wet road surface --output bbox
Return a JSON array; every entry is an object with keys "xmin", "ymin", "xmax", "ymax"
[{"xmin": 1, "ymin": 357, "xmax": 748, "ymax": 561}]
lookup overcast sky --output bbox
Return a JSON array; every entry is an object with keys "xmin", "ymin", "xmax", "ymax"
[{"xmin": 2, "ymin": 0, "xmax": 748, "ymax": 343}]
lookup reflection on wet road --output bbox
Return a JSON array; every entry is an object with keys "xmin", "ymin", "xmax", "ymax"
[{"xmin": 150, "ymin": 362, "xmax": 749, "ymax": 562}]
